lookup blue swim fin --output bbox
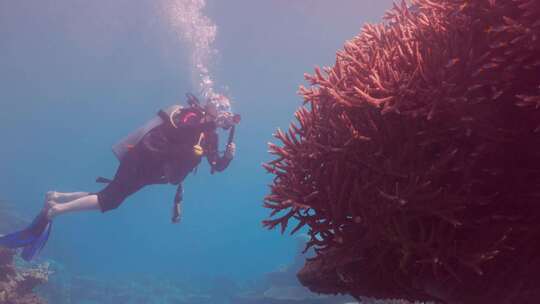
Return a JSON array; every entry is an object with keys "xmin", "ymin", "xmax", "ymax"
[
  {"xmin": 21, "ymin": 221, "xmax": 52, "ymax": 262},
  {"xmin": 0, "ymin": 212, "xmax": 49, "ymax": 249}
]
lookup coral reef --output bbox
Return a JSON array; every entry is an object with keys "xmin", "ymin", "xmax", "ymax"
[
  {"xmin": 0, "ymin": 248, "xmax": 49, "ymax": 304},
  {"xmin": 263, "ymin": 0, "xmax": 540, "ymax": 303}
]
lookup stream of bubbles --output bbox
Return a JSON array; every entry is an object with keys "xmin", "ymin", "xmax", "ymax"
[{"xmin": 165, "ymin": 0, "xmax": 224, "ymax": 102}]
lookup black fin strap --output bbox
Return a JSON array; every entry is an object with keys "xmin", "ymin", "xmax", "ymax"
[{"xmin": 96, "ymin": 177, "xmax": 112, "ymax": 184}]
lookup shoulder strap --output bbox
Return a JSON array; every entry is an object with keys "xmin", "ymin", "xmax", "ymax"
[{"xmin": 158, "ymin": 105, "xmax": 183, "ymax": 128}]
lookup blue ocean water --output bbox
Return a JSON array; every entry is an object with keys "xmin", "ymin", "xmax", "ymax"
[{"xmin": 0, "ymin": 0, "xmax": 391, "ymax": 301}]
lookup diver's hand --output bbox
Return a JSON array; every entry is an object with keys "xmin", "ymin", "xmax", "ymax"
[
  {"xmin": 171, "ymin": 203, "xmax": 182, "ymax": 224},
  {"xmin": 225, "ymin": 142, "xmax": 236, "ymax": 160}
]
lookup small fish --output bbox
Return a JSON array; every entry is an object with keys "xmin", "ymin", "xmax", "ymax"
[
  {"xmin": 482, "ymin": 62, "xmax": 499, "ymax": 70},
  {"xmin": 445, "ymin": 58, "xmax": 460, "ymax": 68}
]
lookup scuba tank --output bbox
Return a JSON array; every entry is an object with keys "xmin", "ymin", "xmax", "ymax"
[{"xmin": 112, "ymin": 104, "xmax": 183, "ymax": 161}]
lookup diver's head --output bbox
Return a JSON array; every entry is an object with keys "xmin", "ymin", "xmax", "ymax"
[
  {"xmin": 204, "ymin": 94, "xmax": 240, "ymax": 129},
  {"xmin": 205, "ymin": 94, "xmax": 231, "ymax": 114}
]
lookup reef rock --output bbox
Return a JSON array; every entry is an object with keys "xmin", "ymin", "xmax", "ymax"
[
  {"xmin": 263, "ymin": 1, "xmax": 540, "ymax": 303},
  {"xmin": 0, "ymin": 248, "xmax": 49, "ymax": 304}
]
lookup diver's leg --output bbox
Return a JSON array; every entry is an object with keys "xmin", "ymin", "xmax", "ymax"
[
  {"xmin": 47, "ymin": 191, "xmax": 90, "ymax": 203},
  {"xmin": 47, "ymin": 195, "xmax": 100, "ymax": 219},
  {"xmin": 45, "ymin": 143, "xmax": 147, "ymax": 219}
]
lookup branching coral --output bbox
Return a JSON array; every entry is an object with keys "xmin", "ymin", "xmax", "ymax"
[
  {"xmin": 263, "ymin": 1, "xmax": 540, "ymax": 303},
  {"xmin": 0, "ymin": 248, "xmax": 49, "ymax": 304}
]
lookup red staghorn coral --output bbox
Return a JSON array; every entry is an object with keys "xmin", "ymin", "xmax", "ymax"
[{"xmin": 263, "ymin": 0, "xmax": 540, "ymax": 303}]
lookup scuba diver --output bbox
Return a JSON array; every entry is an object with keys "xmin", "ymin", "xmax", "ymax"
[{"xmin": 0, "ymin": 93, "xmax": 241, "ymax": 261}]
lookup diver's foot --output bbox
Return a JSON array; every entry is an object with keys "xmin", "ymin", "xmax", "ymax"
[
  {"xmin": 46, "ymin": 191, "xmax": 59, "ymax": 202},
  {"xmin": 43, "ymin": 198, "xmax": 58, "ymax": 221}
]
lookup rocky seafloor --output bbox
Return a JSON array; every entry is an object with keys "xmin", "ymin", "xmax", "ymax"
[
  {"xmin": 36, "ymin": 265, "xmax": 426, "ymax": 304},
  {"xmin": 34, "ymin": 238, "xmax": 360, "ymax": 304},
  {"xmin": 30, "ymin": 237, "xmax": 431, "ymax": 304}
]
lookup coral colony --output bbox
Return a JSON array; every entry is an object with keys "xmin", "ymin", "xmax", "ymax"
[
  {"xmin": 263, "ymin": 1, "xmax": 540, "ymax": 303},
  {"xmin": 0, "ymin": 248, "xmax": 49, "ymax": 304}
]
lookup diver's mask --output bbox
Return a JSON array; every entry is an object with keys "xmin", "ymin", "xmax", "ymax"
[{"xmin": 204, "ymin": 94, "xmax": 241, "ymax": 129}]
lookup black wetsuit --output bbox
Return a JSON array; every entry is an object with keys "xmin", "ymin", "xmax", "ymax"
[{"xmin": 97, "ymin": 108, "xmax": 232, "ymax": 212}]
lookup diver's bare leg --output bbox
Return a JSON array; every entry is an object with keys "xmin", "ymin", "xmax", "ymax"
[
  {"xmin": 47, "ymin": 191, "xmax": 90, "ymax": 203},
  {"xmin": 47, "ymin": 195, "xmax": 100, "ymax": 219}
]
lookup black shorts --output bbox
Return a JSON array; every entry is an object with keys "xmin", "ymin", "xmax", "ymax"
[{"xmin": 97, "ymin": 146, "xmax": 162, "ymax": 212}]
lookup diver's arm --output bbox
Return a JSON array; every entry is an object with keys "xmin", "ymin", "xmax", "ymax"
[
  {"xmin": 209, "ymin": 151, "xmax": 233, "ymax": 173},
  {"xmin": 205, "ymin": 132, "xmax": 234, "ymax": 173}
]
